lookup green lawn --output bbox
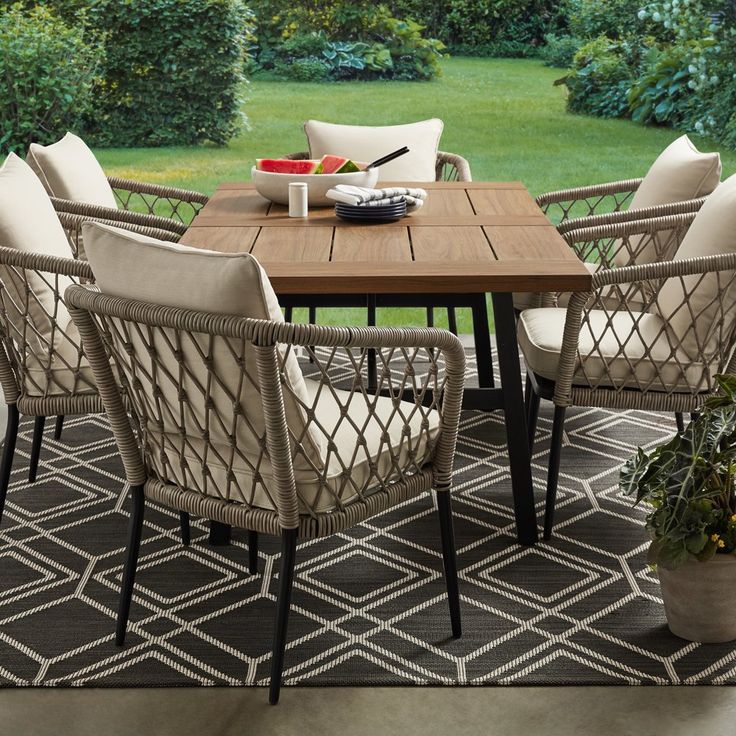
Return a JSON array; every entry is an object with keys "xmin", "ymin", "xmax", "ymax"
[{"xmin": 94, "ymin": 57, "xmax": 736, "ymax": 331}]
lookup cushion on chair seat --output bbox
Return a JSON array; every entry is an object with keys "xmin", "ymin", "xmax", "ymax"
[
  {"xmin": 304, "ymin": 119, "xmax": 443, "ymax": 182},
  {"xmin": 518, "ymin": 307, "xmax": 714, "ymax": 393},
  {"xmin": 27, "ymin": 132, "xmax": 118, "ymax": 208}
]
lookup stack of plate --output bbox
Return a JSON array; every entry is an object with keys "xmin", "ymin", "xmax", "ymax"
[{"xmin": 335, "ymin": 199, "xmax": 407, "ymax": 223}]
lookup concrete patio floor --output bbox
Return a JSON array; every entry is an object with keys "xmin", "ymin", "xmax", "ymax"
[{"xmin": 2, "ymin": 686, "xmax": 735, "ymax": 736}]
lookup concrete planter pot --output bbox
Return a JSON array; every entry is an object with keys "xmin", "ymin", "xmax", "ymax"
[{"xmin": 658, "ymin": 554, "xmax": 736, "ymax": 643}]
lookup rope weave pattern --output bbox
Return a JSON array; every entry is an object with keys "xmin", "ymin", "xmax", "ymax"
[
  {"xmin": 549, "ymin": 215, "xmax": 736, "ymax": 411},
  {"xmin": 536, "ymin": 178, "xmax": 643, "ymax": 224},
  {"xmin": 66, "ymin": 286, "xmax": 466, "ymax": 536},
  {"xmin": 107, "ymin": 177, "xmax": 208, "ymax": 226}
]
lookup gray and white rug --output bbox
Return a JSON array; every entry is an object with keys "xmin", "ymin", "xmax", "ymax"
[{"xmin": 0, "ymin": 352, "xmax": 734, "ymax": 687}]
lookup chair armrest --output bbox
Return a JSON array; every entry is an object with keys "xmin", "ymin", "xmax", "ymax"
[
  {"xmin": 57, "ymin": 211, "xmax": 181, "ymax": 260},
  {"xmin": 106, "ymin": 177, "xmax": 209, "ymax": 225},
  {"xmin": 436, "ymin": 151, "xmax": 472, "ymax": 182},
  {"xmin": 52, "ymin": 197, "xmax": 188, "ymax": 236},
  {"xmin": 536, "ymin": 178, "xmax": 643, "ymax": 223},
  {"xmin": 562, "ymin": 212, "xmax": 697, "ymax": 270},
  {"xmin": 557, "ymin": 197, "xmax": 707, "ymax": 236}
]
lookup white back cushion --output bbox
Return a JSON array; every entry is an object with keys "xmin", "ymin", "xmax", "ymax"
[
  {"xmin": 27, "ymin": 132, "xmax": 117, "ymax": 208},
  {"xmin": 657, "ymin": 174, "xmax": 736, "ymax": 360},
  {"xmin": 304, "ymin": 119, "xmax": 443, "ymax": 182},
  {"xmin": 629, "ymin": 134, "xmax": 721, "ymax": 210},
  {"xmin": 81, "ymin": 223, "xmax": 323, "ymax": 493},
  {"xmin": 0, "ymin": 153, "xmax": 75, "ymax": 356}
]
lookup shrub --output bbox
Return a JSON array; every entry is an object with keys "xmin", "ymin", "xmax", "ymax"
[
  {"xmin": 85, "ymin": 0, "xmax": 252, "ymax": 147},
  {"xmin": 0, "ymin": 3, "xmax": 102, "ymax": 154},
  {"xmin": 565, "ymin": 0, "xmax": 647, "ymax": 40},
  {"xmin": 564, "ymin": 36, "xmax": 645, "ymax": 118},
  {"xmin": 540, "ymin": 34, "xmax": 584, "ymax": 67},
  {"xmin": 273, "ymin": 56, "xmax": 331, "ymax": 82}
]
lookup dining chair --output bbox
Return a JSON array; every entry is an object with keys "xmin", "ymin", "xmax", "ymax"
[
  {"xmin": 523, "ymin": 173, "xmax": 736, "ymax": 539},
  {"xmin": 0, "ymin": 152, "xmax": 188, "ymax": 537},
  {"xmin": 516, "ymin": 134, "xmax": 722, "ymax": 313},
  {"xmin": 68, "ymin": 220, "xmax": 465, "ymax": 704},
  {"xmin": 284, "ymin": 119, "xmax": 472, "ymax": 337},
  {"xmin": 26, "ymin": 132, "xmax": 208, "ymax": 233}
]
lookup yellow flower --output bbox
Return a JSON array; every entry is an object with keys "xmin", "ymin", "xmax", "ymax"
[
  {"xmin": 711, "ymin": 533, "xmax": 721, "ymax": 542},
  {"xmin": 730, "ymin": 514, "xmax": 736, "ymax": 524},
  {"xmin": 719, "ymin": 540, "xmax": 726, "ymax": 548}
]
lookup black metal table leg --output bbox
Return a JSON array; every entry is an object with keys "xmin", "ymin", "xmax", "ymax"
[
  {"xmin": 209, "ymin": 521, "xmax": 231, "ymax": 546},
  {"xmin": 470, "ymin": 294, "xmax": 494, "ymax": 388},
  {"xmin": 491, "ymin": 292, "xmax": 538, "ymax": 546}
]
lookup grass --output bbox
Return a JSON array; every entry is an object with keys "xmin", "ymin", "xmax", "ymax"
[{"xmin": 94, "ymin": 57, "xmax": 736, "ymax": 331}]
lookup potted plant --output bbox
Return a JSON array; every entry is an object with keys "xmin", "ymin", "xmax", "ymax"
[{"xmin": 620, "ymin": 374, "xmax": 736, "ymax": 643}]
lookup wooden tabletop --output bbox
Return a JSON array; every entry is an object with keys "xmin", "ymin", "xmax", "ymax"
[{"xmin": 180, "ymin": 181, "xmax": 591, "ymax": 294}]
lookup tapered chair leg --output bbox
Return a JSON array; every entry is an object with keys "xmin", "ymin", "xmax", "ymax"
[
  {"xmin": 248, "ymin": 530, "xmax": 259, "ymax": 575},
  {"xmin": 525, "ymin": 377, "xmax": 540, "ymax": 453},
  {"xmin": 0, "ymin": 405, "xmax": 20, "ymax": 526},
  {"xmin": 437, "ymin": 491, "xmax": 462, "ymax": 638},
  {"xmin": 269, "ymin": 528, "xmax": 297, "ymax": 705},
  {"xmin": 426, "ymin": 307, "xmax": 434, "ymax": 327},
  {"xmin": 179, "ymin": 512, "xmax": 190, "ymax": 546},
  {"xmin": 284, "ymin": 306, "xmax": 293, "ymax": 323},
  {"xmin": 116, "ymin": 485, "xmax": 145, "ymax": 646},
  {"xmin": 543, "ymin": 406, "xmax": 567, "ymax": 540},
  {"xmin": 54, "ymin": 415, "xmax": 64, "ymax": 440},
  {"xmin": 28, "ymin": 416, "xmax": 46, "ymax": 483},
  {"xmin": 675, "ymin": 412, "xmax": 685, "ymax": 433},
  {"xmin": 447, "ymin": 307, "xmax": 458, "ymax": 336}
]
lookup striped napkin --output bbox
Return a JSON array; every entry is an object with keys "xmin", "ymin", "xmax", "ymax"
[{"xmin": 326, "ymin": 185, "xmax": 428, "ymax": 211}]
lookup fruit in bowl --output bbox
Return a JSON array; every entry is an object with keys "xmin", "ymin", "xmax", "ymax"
[{"xmin": 252, "ymin": 155, "xmax": 379, "ymax": 207}]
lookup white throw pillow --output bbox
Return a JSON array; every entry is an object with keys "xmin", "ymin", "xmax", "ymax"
[
  {"xmin": 0, "ymin": 153, "xmax": 75, "ymax": 357},
  {"xmin": 657, "ymin": 174, "xmax": 736, "ymax": 361},
  {"xmin": 629, "ymin": 134, "xmax": 721, "ymax": 211},
  {"xmin": 304, "ymin": 119, "xmax": 444, "ymax": 182},
  {"xmin": 26, "ymin": 132, "xmax": 118, "ymax": 208}
]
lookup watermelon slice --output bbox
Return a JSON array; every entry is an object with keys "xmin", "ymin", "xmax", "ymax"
[
  {"xmin": 256, "ymin": 158, "xmax": 320, "ymax": 174},
  {"xmin": 316, "ymin": 155, "xmax": 363, "ymax": 174}
]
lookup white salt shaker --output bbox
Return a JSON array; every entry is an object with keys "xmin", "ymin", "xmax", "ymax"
[{"xmin": 288, "ymin": 182, "xmax": 308, "ymax": 217}]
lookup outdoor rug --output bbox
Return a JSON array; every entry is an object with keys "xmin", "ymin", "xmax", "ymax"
[{"xmin": 1, "ymin": 349, "xmax": 734, "ymax": 687}]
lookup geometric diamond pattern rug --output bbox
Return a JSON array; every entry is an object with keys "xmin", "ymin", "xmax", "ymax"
[{"xmin": 1, "ymin": 358, "xmax": 735, "ymax": 687}]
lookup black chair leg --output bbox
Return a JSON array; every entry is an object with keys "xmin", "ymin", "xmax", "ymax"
[
  {"xmin": 0, "ymin": 405, "xmax": 20, "ymax": 526},
  {"xmin": 54, "ymin": 415, "xmax": 64, "ymax": 440},
  {"xmin": 447, "ymin": 307, "xmax": 458, "ymax": 336},
  {"xmin": 675, "ymin": 412, "xmax": 685, "ymax": 433},
  {"xmin": 28, "ymin": 416, "xmax": 45, "ymax": 483},
  {"xmin": 179, "ymin": 512, "xmax": 190, "ymax": 546},
  {"xmin": 116, "ymin": 485, "xmax": 145, "ymax": 646},
  {"xmin": 426, "ymin": 307, "xmax": 434, "ymax": 327},
  {"xmin": 284, "ymin": 306, "xmax": 293, "ymax": 323},
  {"xmin": 543, "ymin": 406, "xmax": 567, "ymax": 541},
  {"xmin": 269, "ymin": 528, "xmax": 297, "ymax": 705},
  {"xmin": 691, "ymin": 411, "xmax": 699, "ymax": 422},
  {"xmin": 526, "ymin": 380, "xmax": 540, "ymax": 453},
  {"xmin": 248, "ymin": 530, "xmax": 259, "ymax": 575},
  {"xmin": 437, "ymin": 491, "xmax": 462, "ymax": 639}
]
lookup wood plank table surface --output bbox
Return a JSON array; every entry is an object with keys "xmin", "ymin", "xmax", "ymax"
[{"xmin": 181, "ymin": 182, "xmax": 592, "ymax": 547}]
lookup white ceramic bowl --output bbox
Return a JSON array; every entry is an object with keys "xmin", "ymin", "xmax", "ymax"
[{"xmin": 251, "ymin": 166, "xmax": 379, "ymax": 207}]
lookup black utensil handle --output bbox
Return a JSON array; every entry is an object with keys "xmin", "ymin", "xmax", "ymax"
[{"xmin": 367, "ymin": 146, "xmax": 410, "ymax": 169}]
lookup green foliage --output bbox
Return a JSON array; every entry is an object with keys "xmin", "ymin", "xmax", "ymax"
[
  {"xmin": 0, "ymin": 3, "xmax": 102, "ymax": 154},
  {"xmin": 273, "ymin": 56, "xmax": 330, "ymax": 82},
  {"xmin": 540, "ymin": 34, "xmax": 584, "ymax": 67},
  {"xmin": 565, "ymin": 0, "xmax": 650, "ymax": 40},
  {"xmin": 250, "ymin": 2, "xmax": 443, "ymax": 81},
  {"xmin": 563, "ymin": 36, "xmax": 646, "ymax": 118},
  {"xmin": 85, "ymin": 0, "xmax": 252, "ymax": 147},
  {"xmin": 621, "ymin": 375, "xmax": 736, "ymax": 570}
]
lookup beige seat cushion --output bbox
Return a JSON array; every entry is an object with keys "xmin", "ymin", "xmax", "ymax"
[
  {"xmin": 0, "ymin": 153, "xmax": 93, "ymax": 396},
  {"xmin": 657, "ymin": 173, "xmax": 736, "ymax": 361},
  {"xmin": 304, "ymin": 119, "xmax": 443, "ymax": 182},
  {"xmin": 27, "ymin": 132, "xmax": 118, "ymax": 208},
  {"xmin": 82, "ymin": 222, "xmax": 437, "ymax": 513},
  {"xmin": 518, "ymin": 307, "xmax": 714, "ymax": 393}
]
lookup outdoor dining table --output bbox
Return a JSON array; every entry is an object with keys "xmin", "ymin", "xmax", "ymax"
[{"xmin": 179, "ymin": 180, "xmax": 592, "ymax": 546}]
